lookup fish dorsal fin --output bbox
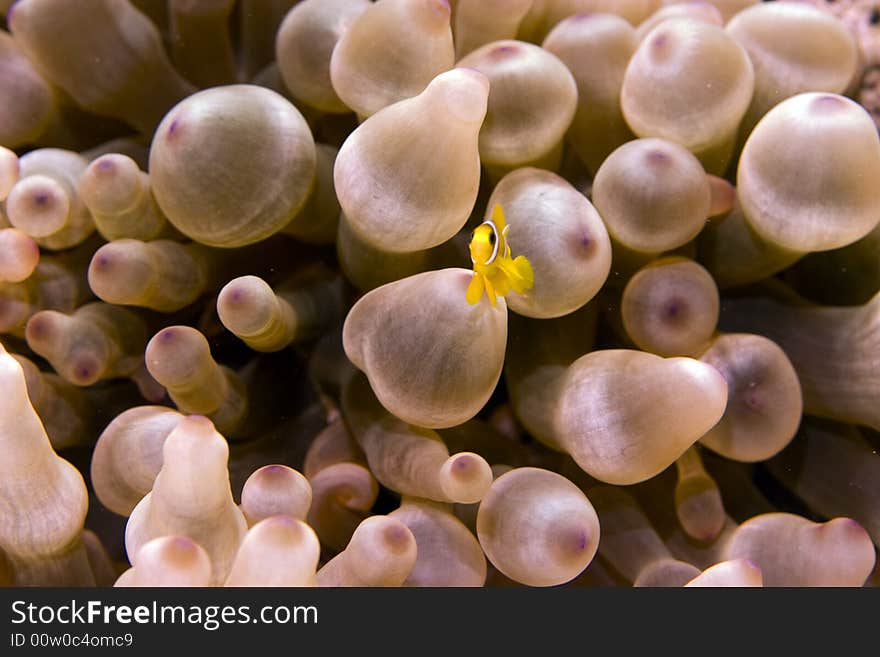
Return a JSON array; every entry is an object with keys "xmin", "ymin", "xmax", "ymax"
[
  {"xmin": 497, "ymin": 255, "xmax": 534, "ymax": 294},
  {"xmin": 491, "ymin": 203, "xmax": 507, "ymax": 233}
]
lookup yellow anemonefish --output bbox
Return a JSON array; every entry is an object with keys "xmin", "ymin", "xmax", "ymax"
[{"xmin": 466, "ymin": 204, "xmax": 534, "ymax": 307}]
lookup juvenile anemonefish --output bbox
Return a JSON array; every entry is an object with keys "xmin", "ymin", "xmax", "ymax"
[{"xmin": 466, "ymin": 204, "xmax": 534, "ymax": 307}]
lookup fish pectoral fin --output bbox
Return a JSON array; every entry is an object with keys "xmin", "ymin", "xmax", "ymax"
[
  {"xmin": 489, "ymin": 269, "xmax": 511, "ymax": 298},
  {"xmin": 466, "ymin": 273, "xmax": 485, "ymax": 305}
]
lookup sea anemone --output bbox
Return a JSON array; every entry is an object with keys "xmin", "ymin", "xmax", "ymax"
[{"xmin": 0, "ymin": 0, "xmax": 877, "ymax": 589}]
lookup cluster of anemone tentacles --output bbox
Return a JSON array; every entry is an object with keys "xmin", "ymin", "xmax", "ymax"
[{"xmin": 0, "ymin": 0, "xmax": 879, "ymax": 588}]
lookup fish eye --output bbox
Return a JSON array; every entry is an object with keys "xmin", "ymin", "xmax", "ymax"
[{"xmin": 489, "ymin": 232, "xmax": 496, "ymax": 244}]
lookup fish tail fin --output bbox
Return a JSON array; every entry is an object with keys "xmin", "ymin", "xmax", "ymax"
[
  {"xmin": 499, "ymin": 255, "xmax": 534, "ymax": 294},
  {"xmin": 514, "ymin": 255, "xmax": 534, "ymax": 289}
]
